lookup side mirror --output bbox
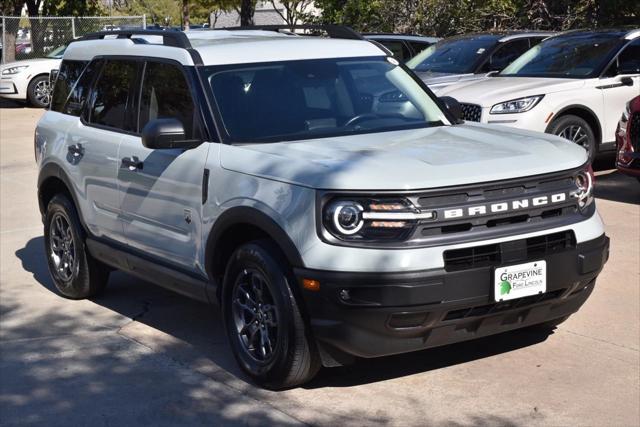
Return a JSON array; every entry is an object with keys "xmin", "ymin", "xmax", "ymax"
[
  {"xmin": 439, "ymin": 96, "xmax": 462, "ymax": 123},
  {"xmin": 620, "ymin": 76, "xmax": 635, "ymax": 87},
  {"xmin": 141, "ymin": 118, "xmax": 189, "ymax": 149}
]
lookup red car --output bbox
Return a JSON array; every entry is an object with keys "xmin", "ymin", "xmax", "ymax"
[{"xmin": 616, "ymin": 95, "xmax": 640, "ymax": 181}]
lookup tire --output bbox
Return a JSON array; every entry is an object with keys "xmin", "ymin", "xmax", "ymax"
[
  {"xmin": 222, "ymin": 240, "xmax": 320, "ymax": 389},
  {"xmin": 547, "ymin": 115, "xmax": 597, "ymax": 162},
  {"xmin": 27, "ymin": 74, "xmax": 51, "ymax": 108},
  {"xmin": 44, "ymin": 194, "xmax": 109, "ymax": 299}
]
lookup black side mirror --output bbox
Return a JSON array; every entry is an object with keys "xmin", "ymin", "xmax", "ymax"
[
  {"xmin": 141, "ymin": 118, "xmax": 189, "ymax": 149},
  {"xmin": 439, "ymin": 96, "xmax": 463, "ymax": 123},
  {"xmin": 620, "ymin": 76, "xmax": 635, "ymax": 87}
]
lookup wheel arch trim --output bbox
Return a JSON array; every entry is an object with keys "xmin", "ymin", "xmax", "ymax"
[
  {"xmin": 547, "ymin": 104, "xmax": 603, "ymax": 146},
  {"xmin": 204, "ymin": 206, "xmax": 305, "ymax": 281},
  {"xmin": 37, "ymin": 162, "xmax": 87, "ymax": 230}
]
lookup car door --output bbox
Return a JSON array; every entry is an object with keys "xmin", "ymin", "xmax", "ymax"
[
  {"xmin": 599, "ymin": 39, "xmax": 640, "ymax": 143},
  {"xmin": 117, "ymin": 60, "xmax": 211, "ymax": 272},
  {"xmin": 64, "ymin": 58, "xmax": 138, "ymax": 243}
]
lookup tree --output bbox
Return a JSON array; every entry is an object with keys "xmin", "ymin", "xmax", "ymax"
[
  {"xmin": 238, "ymin": 0, "xmax": 256, "ymax": 25},
  {"xmin": 268, "ymin": 0, "xmax": 314, "ymax": 26},
  {"xmin": 312, "ymin": 0, "xmax": 385, "ymax": 32},
  {"xmin": 1, "ymin": 0, "xmax": 24, "ymax": 63},
  {"xmin": 183, "ymin": 0, "xmax": 190, "ymax": 29}
]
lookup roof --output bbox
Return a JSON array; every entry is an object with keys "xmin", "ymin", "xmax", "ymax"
[
  {"xmin": 363, "ymin": 34, "xmax": 440, "ymax": 43},
  {"xmin": 549, "ymin": 28, "xmax": 640, "ymax": 40},
  {"xmin": 194, "ymin": 35, "xmax": 385, "ymax": 66},
  {"xmin": 64, "ymin": 29, "xmax": 386, "ymax": 66},
  {"xmin": 441, "ymin": 31, "xmax": 555, "ymax": 44}
]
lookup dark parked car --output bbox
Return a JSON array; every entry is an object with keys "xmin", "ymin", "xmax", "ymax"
[{"xmin": 616, "ymin": 95, "xmax": 640, "ymax": 181}]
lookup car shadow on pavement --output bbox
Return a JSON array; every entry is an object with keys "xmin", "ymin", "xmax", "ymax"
[
  {"xmin": 593, "ymin": 170, "xmax": 640, "ymax": 205},
  {"xmin": 16, "ymin": 236, "xmax": 554, "ymax": 390},
  {"xmin": 0, "ymin": 98, "xmax": 28, "ymax": 109}
]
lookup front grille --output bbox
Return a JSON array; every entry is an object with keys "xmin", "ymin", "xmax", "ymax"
[
  {"xmin": 442, "ymin": 288, "xmax": 566, "ymax": 321},
  {"xmin": 415, "ymin": 173, "xmax": 579, "ymax": 241},
  {"xmin": 460, "ymin": 103, "xmax": 482, "ymax": 122},
  {"xmin": 443, "ymin": 230, "xmax": 576, "ymax": 272},
  {"xmin": 630, "ymin": 112, "xmax": 640, "ymax": 152}
]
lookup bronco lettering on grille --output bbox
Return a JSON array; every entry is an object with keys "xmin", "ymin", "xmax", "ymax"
[{"xmin": 443, "ymin": 193, "xmax": 567, "ymax": 219}]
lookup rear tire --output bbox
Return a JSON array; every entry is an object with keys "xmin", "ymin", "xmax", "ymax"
[
  {"xmin": 27, "ymin": 75, "xmax": 51, "ymax": 108},
  {"xmin": 44, "ymin": 194, "xmax": 109, "ymax": 299},
  {"xmin": 222, "ymin": 240, "xmax": 320, "ymax": 389},
  {"xmin": 547, "ymin": 115, "xmax": 596, "ymax": 162}
]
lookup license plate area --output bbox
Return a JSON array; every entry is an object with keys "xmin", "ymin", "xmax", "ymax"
[{"xmin": 494, "ymin": 260, "xmax": 546, "ymax": 302}]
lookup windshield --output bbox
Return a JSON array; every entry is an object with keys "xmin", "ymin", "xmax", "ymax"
[
  {"xmin": 406, "ymin": 37, "xmax": 498, "ymax": 74},
  {"xmin": 46, "ymin": 44, "xmax": 67, "ymax": 59},
  {"xmin": 202, "ymin": 57, "xmax": 448, "ymax": 143},
  {"xmin": 500, "ymin": 34, "xmax": 622, "ymax": 78}
]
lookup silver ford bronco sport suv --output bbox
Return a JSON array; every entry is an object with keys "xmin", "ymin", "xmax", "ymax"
[{"xmin": 35, "ymin": 27, "xmax": 609, "ymax": 389}]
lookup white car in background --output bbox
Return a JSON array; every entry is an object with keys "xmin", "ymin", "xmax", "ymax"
[
  {"xmin": 439, "ymin": 29, "xmax": 640, "ymax": 159},
  {"xmin": 0, "ymin": 44, "xmax": 67, "ymax": 108},
  {"xmin": 406, "ymin": 31, "xmax": 554, "ymax": 93}
]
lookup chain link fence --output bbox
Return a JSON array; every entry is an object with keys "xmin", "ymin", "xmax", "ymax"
[{"xmin": 1, "ymin": 16, "xmax": 146, "ymax": 64}]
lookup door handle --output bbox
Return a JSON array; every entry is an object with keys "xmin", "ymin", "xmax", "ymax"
[
  {"xmin": 121, "ymin": 156, "xmax": 143, "ymax": 171},
  {"xmin": 67, "ymin": 143, "xmax": 84, "ymax": 158}
]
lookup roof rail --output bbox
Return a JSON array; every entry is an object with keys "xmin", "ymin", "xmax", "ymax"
[
  {"xmin": 79, "ymin": 30, "xmax": 193, "ymax": 49},
  {"xmin": 220, "ymin": 25, "xmax": 364, "ymax": 40}
]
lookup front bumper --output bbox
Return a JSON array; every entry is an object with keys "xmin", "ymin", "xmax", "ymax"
[
  {"xmin": 0, "ymin": 79, "xmax": 18, "ymax": 95},
  {"xmin": 296, "ymin": 233, "xmax": 609, "ymax": 363}
]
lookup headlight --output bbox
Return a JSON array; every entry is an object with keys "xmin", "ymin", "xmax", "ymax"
[
  {"xmin": 323, "ymin": 197, "xmax": 433, "ymax": 242},
  {"xmin": 1, "ymin": 65, "xmax": 29, "ymax": 75},
  {"xmin": 490, "ymin": 95, "xmax": 544, "ymax": 114},
  {"xmin": 571, "ymin": 166, "xmax": 595, "ymax": 212}
]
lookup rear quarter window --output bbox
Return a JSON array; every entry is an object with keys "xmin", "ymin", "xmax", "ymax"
[{"xmin": 50, "ymin": 60, "xmax": 88, "ymax": 113}]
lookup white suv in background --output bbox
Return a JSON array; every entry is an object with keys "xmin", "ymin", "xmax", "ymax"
[
  {"xmin": 0, "ymin": 44, "xmax": 67, "ymax": 107},
  {"xmin": 406, "ymin": 32, "xmax": 554, "ymax": 93},
  {"xmin": 439, "ymin": 29, "xmax": 640, "ymax": 159}
]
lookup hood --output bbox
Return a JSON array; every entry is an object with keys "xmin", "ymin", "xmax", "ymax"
[
  {"xmin": 221, "ymin": 124, "xmax": 587, "ymax": 191},
  {"xmin": 0, "ymin": 57, "xmax": 60, "ymax": 70},
  {"xmin": 438, "ymin": 76, "xmax": 585, "ymax": 106},
  {"xmin": 415, "ymin": 72, "xmax": 488, "ymax": 95}
]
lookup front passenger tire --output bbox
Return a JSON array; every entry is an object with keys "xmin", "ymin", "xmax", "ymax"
[
  {"xmin": 44, "ymin": 194, "xmax": 109, "ymax": 299},
  {"xmin": 222, "ymin": 240, "xmax": 320, "ymax": 389},
  {"xmin": 27, "ymin": 75, "xmax": 52, "ymax": 108},
  {"xmin": 547, "ymin": 114, "xmax": 596, "ymax": 161}
]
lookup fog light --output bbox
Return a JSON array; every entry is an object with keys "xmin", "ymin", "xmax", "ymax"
[{"xmin": 339, "ymin": 289, "xmax": 350, "ymax": 301}]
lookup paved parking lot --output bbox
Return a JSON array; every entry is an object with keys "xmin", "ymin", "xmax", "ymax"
[{"xmin": 1, "ymin": 101, "xmax": 639, "ymax": 426}]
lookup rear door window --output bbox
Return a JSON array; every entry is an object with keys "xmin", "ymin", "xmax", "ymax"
[
  {"xmin": 409, "ymin": 41, "xmax": 432, "ymax": 56},
  {"xmin": 482, "ymin": 39, "xmax": 530, "ymax": 72},
  {"xmin": 50, "ymin": 60, "xmax": 88, "ymax": 113},
  {"xmin": 377, "ymin": 40, "xmax": 411, "ymax": 62},
  {"xmin": 88, "ymin": 59, "xmax": 140, "ymax": 132}
]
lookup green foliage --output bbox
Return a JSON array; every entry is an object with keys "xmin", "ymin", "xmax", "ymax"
[
  {"xmin": 312, "ymin": 0, "xmax": 387, "ymax": 32},
  {"xmin": 42, "ymin": 0, "xmax": 104, "ymax": 16},
  {"xmin": 310, "ymin": 0, "xmax": 640, "ymax": 36}
]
